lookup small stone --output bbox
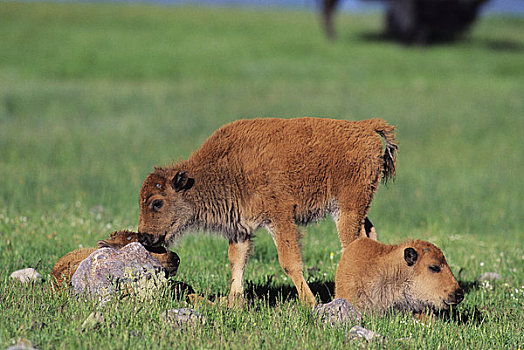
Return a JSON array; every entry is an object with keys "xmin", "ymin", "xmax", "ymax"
[
  {"xmin": 5, "ymin": 338, "xmax": 37, "ymax": 350},
  {"xmin": 81, "ymin": 312, "xmax": 105, "ymax": 331},
  {"xmin": 10, "ymin": 268, "xmax": 42, "ymax": 283},
  {"xmin": 161, "ymin": 308, "xmax": 205, "ymax": 327},
  {"xmin": 394, "ymin": 337, "xmax": 414, "ymax": 344},
  {"xmin": 478, "ymin": 272, "xmax": 502, "ymax": 281},
  {"xmin": 313, "ymin": 298, "xmax": 362, "ymax": 327},
  {"xmin": 348, "ymin": 325, "xmax": 383, "ymax": 341}
]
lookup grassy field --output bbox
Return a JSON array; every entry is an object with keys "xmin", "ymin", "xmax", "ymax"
[{"xmin": 1, "ymin": 2, "xmax": 523, "ymax": 348}]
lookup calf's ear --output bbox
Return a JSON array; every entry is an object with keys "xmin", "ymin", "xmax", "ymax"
[
  {"xmin": 97, "ymin": 240, "xmax": 112, "ymax": 248},
  {"xmin": 404, "ymin": 247, "xmax": 418, "ymax": 266},
  {"xmin": 171, "ymin": 171, "xmax": 194, "ymax": 192}
]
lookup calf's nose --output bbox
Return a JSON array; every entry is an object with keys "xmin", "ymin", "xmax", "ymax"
[{"xmin": 454, "ymin": 288, "xmax": 464, "ymax": 304}]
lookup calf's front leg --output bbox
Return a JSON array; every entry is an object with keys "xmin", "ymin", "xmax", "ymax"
[{"xmin": 228, "ymin": 239, "xmax": 250, "ymax": 307}]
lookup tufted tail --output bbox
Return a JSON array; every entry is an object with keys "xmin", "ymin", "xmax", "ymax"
[{"xmin": 367, "ymin": 119, "xmax": 398, "ymax": 183}]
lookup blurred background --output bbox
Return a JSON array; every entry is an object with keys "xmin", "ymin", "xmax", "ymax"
[{"xmin": 64, "ymin": 0, "xmax": 524, "ymax": 14}]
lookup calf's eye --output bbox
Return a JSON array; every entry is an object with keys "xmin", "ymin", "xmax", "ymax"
[{"xmin": 429, "ymin": 265, "xmax": 441, "ymax": 273}]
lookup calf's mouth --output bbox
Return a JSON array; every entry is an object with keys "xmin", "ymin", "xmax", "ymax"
[
  {"xmin": 441, "ymin": 288, "xmax": 465, "ymax": 310},
  {"xmin": 138, "ymin": 232, "xmax": 166, "ymax": 248}
]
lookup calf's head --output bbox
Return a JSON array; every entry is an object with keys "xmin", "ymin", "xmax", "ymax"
[
  {"xmin": 403, "ymin": 240, "xmax": 464, "ymax": 312},
  {"xmin": 98, "ymin": 230, "xmax": 180, "ymax": 276},
  {"xmin": 138, "ymin": 168, "xmax": 194, "ymax": 247}
]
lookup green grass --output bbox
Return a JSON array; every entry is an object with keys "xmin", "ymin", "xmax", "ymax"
[{"xmin": 1, "ymin": 1, "xmax": 523, "ymax": 348}]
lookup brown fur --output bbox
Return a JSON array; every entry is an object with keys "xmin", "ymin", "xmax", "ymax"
[
  {"xmin": 335, "ymin": 238, "xmax": 464, "ymax": 314},
  {"xmin": 138, "ymin": 117, "xmax": 397, "ymax": 305},
  {"xmin": 51, "ymin": 230, "xmax": 179, "ymax": 289}
]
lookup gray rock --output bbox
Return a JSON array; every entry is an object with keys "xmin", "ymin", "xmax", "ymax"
[
  {"xmin": 5, "ymin": 338, "xmax": 37, "ymax": 350},
  {"xmin": 478, "ymin": 272, "xmax": 502, "ymax": 281},
  {"xmin": 161, "ymin": 308, "xmax": 205, "ymax": 328},
  {"xmin": 5, "ymin": 346, "xmax": 37, "ymax": 350},
  {"xmin": 313, "ymin": 298, "xmax": 362, "ymax": 327},
  {"xmin": 10, "ymin": 268, "xmax": 42, "ymax": 283},
  {"xmin": 349, "ymin": 325, "xmax": 384, "ymax": 341},
  {"xmin": 81, "ymin": 312, "xmax": 105, "ymax": 331},
  {"xmin": 71, "ymin": 242, "xmax": 168, "ymax": 303}
]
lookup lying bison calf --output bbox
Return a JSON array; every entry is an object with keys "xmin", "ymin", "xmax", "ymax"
[
  {"xmin": 51, "ymin": 230, "xmax": 179, "ymax": 289},
  {"xmin": 335, "ymin": 237, "xmax": 464, "ymax": 315},
  {"xmin": 139, "ymin": 117, "xmax": 397, "ymax": 306}
]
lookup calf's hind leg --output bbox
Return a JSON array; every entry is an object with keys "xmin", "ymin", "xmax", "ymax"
[
  {"xmin": 335, "ymin": 209, "xmax": 364, "ymax": 249},
  {"xmin": 336, "ymin": 192, "xmax": 375, "ymax": 248},
  {"xmin": 269, "ymin": 219, "xmax": 316, "ymax": 306}
]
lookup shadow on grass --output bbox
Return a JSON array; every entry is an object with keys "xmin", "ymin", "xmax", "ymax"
[
  {"xmin": 356, "ymin": 31, "xmax": 396, "ymax": 44},
  {"xmin": 355, "ymin": 31, "xmax": 463, "ymax": 47},
  {"xmin": 245, "ymin": 276, "xmax": 335, "ymax": 306},
  {"xmin": 356, "ymin": 31, "xmax": 524, "ymax": 52},
  {"xmin": 446, "ymin": 306, "xmax": 487, "ymax": 325},
  {"xmin": 168, "ymin": 277, "xmax": 334, "ymax": 305},
  {"xmin": 458, "ymin": 279, "xmax": 480, "ymax": 294},
  {"xmin": 481, "ymin": 39, "xmax": 524, "ymax": 52}
]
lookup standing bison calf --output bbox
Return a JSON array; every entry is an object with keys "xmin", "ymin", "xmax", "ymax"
[
  {"xmin": 138, "ymin": 117, "xmax": 397, "ymax": 306},
  {"xmin": 335, "ymin": 238, "xmax": 464, "ymax": 314}
]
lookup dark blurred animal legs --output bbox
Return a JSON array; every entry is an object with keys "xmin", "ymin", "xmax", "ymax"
[{"xmin": 322, "ymin": 0, "xmax": 341, "ymax": 39}]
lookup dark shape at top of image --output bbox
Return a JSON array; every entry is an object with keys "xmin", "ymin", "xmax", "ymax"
[{"xmin": 322, "ymin": 0, "xmax": 490, "ymax": 45}]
